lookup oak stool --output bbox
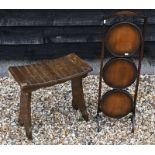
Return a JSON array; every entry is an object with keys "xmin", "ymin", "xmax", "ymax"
[{"xmin": 9, "ymin": 53, "xmax": 92, "ymax": 139}]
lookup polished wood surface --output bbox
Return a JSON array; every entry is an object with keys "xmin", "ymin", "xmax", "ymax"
[
  {"xmin": 100, "ymin": 89, "xmax": 133, "ymax": 118},
  {"xmin": 96, "ymin": 11, "xmax": 146, "ymax": 133},
  {"xmin": 105, "ymin": 22, "xmax": 141, "ymax": 56},
  {"xmin": 102, "ymin": 58, "xmax": 137, "ymax": 88}
]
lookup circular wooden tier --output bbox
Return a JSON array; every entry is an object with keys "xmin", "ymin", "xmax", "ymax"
[
  {"xmin": 100, "ymin": 89, "xmax": 133, "ymax": 118},
  {"xmin": 105, "ymin": 22, "xmax": 142, "ymax": 57},
  {"xmin": 102, "ymin": 58, "xmax": 137, "ymax": 88}
]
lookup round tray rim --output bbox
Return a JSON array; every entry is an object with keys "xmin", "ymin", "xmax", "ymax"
[
  {"xmin": 100, "ymin": 89, "xmax": 134, "ymax": 119},
  {"xmin": 105, "ymin": 22, "xmax": 142, "ymax": 57},
  {"xmin": 102, "ymin": 57, "xmax": 138, "ymax": 89}
]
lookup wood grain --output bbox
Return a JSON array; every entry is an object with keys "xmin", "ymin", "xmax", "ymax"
[
  {"xmin": 105, "ymin": 22, "xmax": 141, "ymax": 56},
  {"xmin": 100, "ymin": 89, "xmax": 133, "ymax": 118},
  {"xmin": 8, "ymin": 53, "xmax": 93, "ymax": 90},
  {"xmin": 102, "ymin": 58, "xmax": 137, "ymax": 88}
]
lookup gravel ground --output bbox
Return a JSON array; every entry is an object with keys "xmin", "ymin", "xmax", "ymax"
[{"xmin": 0, "ymin": 75, "xmax": 155, "ymax": 145}]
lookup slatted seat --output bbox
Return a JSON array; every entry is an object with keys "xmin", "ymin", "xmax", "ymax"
[
  {"xmin": 9, "ymin": 53, "xmax": 92, "ymax": 140},
  {"xmin": 9, "ymin": 53, "xmax": 92, "ymax": 90}
]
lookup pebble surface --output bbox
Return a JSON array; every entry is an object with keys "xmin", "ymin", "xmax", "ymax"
[{"xmin": 0, "ymin": 75, "xmax": 155, "ymax": 145}]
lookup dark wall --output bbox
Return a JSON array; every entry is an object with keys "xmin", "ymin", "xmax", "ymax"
[{"xmin": 0, "ymin": 9, "xmax": 155, "ymax": 60}]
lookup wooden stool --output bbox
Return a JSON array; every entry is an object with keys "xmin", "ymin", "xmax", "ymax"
[{"xmin": 9, "ymin": 53, "xmax": 92, "ymax": 140}]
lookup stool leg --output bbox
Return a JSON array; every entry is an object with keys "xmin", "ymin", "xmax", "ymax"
[
  {"xmin": 18, "ymin": 91, "xmax": 24, "ymax": 127},
  {"xmin": 71, "ymin": 79, "xmax": 79, "ymax": 111},
  {"xmin": 71, "ymin": 77, "xmax": 89, "ymax": 121},
  {"xmin": 19, "ymin": 90, "xmax": 32, "ymax": 140}
]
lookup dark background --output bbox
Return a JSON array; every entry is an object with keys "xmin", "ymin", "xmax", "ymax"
[{"xmin": 0, "ymin": 9, "xmax": 154, "ymax": 61}]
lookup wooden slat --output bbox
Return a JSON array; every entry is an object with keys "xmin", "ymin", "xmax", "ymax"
[
  {"xmin": 35, "ymin": 62, "xmax": 57, "ymax": 81},
  {"xmin": 1, "ymin": 41, "xmax": 155, "ymax": 60},
  {"xmin": 27, "ymin": 65, "xmax": 45, "ymax": 84},
  {"xmin": 0, "ymin": 9, "xmax": 114, "ymax": 26},
  {"xmin": 42, "ymin": 62, "xmax": 60, "ymax": 80},
  {"xmin": 31, "ymin": 63, "xmax": 51, "ymax": 82},
  {"xmin": 9, "ymin": 67, "xmax": 26, "ymax": 83},
  {"xmin": 0, "ymin": 25, "xmax": 155, "ymax": 45},
  {"xmin": 66, "ymin": 56, "xmax": 85, "ymax": 73},
  {"xmin": 60, "ymin": 58, "xmax": 78, "ymax": 75},
  {"xmin": 17, "ymin": 66, "xmax": 34, "ymax": 85},
  {"xmin": 67, "ymin": 54, "xmax": 91, "ymax": 72},
  {"xmin": 1, "ymin": 9, "xmax": 154, "ymax": 26},
  {"xmin": 53, "ymin": 59, "xmax": 69, "ymax": 78},
  {"xmin": 44, "ymin": 61, "xmax": 62, "ymax": 80},
  {"xmin": 23, "ymin": 66, "xmax": 38, "ymax": 84},
  {"xmin": 9, "ymin": 53, "xmax": 92, "ymax": 88},
  {"xmin": 56, "ymin": 59, "xmax": 75, "ymax": 78}
]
